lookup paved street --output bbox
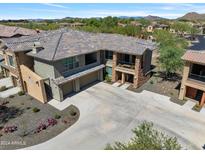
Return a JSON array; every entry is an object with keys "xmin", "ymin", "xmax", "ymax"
[{"xmin": 25, "ymin": 82, "xmax": 205, "ymax": 150}]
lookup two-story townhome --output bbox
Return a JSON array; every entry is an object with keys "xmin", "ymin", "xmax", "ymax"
[
  {"xmin": 179, "ymin": 50, "xmax": 205, "ymax": 106},
  {"xmin": 0, "ymin": 29, "xmax": 155, "ymax": 103}
]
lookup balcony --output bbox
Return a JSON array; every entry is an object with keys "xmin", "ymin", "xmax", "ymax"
[
  {"xmin": 189, "ymin": 73, "xmax": 205, "ymax": 82},
  {"xmin": 115, "ymin": 61, "xmax": 135, "ymax": 75}
]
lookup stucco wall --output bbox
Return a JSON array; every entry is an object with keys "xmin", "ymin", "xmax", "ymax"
[
  {"xmin": 143, "ymin": 49, "xmax": 152, "ymax": 74},
  {"xmin": 33, "ymin": 58, "xmax": 61, "ymax": 101},
  {"xmin": 20, "ymin": 65, "xmax": 47, "ymax": 103},
  {"xmin": 34, "ymin": 58, "xmax": 55, "ymax": 78},
  {"xmin": 53, "ymin": 51, "xmax": 101, "ymax": 78}
]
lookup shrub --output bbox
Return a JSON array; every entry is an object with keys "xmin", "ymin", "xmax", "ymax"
[
  {"xmin": 18, "ymin": 91, "xmax": 25, "ymax": 96},
  {"xmin": 70, "ymin": 109, "xmax": 77, "ymax": 116},
  {"xmin": 105, "ymin": 121, "xmax": 181, "ymax": 150},
  {"xmin": 3, "ymin": 125, "xmax": 17, "ymax": 133},
  {"xmin": 54, "ymin": 114, "xmax": 61, "ymax": 119},
  {"xmin": 26, "ymin": 107, "xmax": 31, "ymax": 110},
  {"xmin": 192, "ymin": 104, "xmax": 202, "ymax": 112},
  {"xmin": 0, "ymin": 86, "xmax": 7, "ymax": 92},
  {"xmin": 105, "ymin": 75, "xmax": 112, "ymax": 83},
  {"xmin": 149, "ymin": 80, "xmax": 154, "ymax": 84},
  {"xmin": 32, "ymin": 107, "xmax": 40, "ymax": 113},
  {"xmin": 35, "ymin": 118, "xmax": 57, "ymax": 133},
  {"xmin": 9, "ymin": 95, "xmax": 15, "ymax": 98},
  {"xmin": 2, "ymin": 100, "xmax": 9, "ymax": 105}
]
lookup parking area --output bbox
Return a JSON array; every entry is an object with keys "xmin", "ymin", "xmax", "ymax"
[{"xmin": 26, "ymin": 82, "xmax": 205, "ymax": 150}]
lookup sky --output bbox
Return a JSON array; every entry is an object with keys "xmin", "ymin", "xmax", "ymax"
[{"xmin": 1, "ymin": 3, "xmax": 205, "ymax": 20}]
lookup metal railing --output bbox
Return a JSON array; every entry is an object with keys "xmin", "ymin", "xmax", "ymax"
[
  {"xmin": 117, "ymin": 61, "xmax": 135, "ymax": 69},
  {"xmin": 189, "ymin": 73, "xmax": 205, "ymax": 82}
]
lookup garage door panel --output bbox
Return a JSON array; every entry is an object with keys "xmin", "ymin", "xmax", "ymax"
[
  {"xmin": 62, "ymin": 81, "xmax": 73, "ymax": 97},
  {"xmin": 80, "ymin": 71, "xmax": 98, "ymax": 88}
]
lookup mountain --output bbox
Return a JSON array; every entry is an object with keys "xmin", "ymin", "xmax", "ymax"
[
  {"xmin": 178, "ymin": 12, "xmax": 205, "ymax": 21},
  {"xmin": 118, "ymin": 16, "xmax": 143, "ymax": 19},
  {"xmin": 144, "ymin": 15, "xmax": 165, "ymax": 21}
]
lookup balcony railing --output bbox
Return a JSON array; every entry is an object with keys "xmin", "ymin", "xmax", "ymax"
[
  {"xmin": 189, "ymin": 73, "xmax": 205, "ymax": 82},
  {"xmin": 117, "ymin": 61, "xmax": 135, "ymax": 69}
]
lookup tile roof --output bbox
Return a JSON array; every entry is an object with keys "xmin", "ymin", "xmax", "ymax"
[
  {"xmin": 2, "ymin": 29, "xmax": 156, "ymax": 61},
  {"xmin": 182, "ymin": 50, "xmax": 205, "ymax": 64},
  {"xmin": 0, "ymin": 24, "xmax": 38, "ymax": 38}
]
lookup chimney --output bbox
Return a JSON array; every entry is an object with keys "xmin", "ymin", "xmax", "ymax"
[{"xmin": 32, "ymin": 42, "xmax": 41, "ymax": 54}]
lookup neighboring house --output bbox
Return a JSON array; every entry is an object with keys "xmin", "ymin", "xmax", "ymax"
[
  {"xmin": 0, "ymin": 29, "xmax": 155, "ymax": 103},
  {"xmin": 0, "ymin": 24, "xmax": 39, "ymax": 38},
  {"xmin": 147, "ymin": 23, "xmax": 169, "ymax": 33},
  {"xmin": 130, "ymin": 21, "xmax": 142, "ymax": 27},
  {"xmin": 117, "ymin": 22, "xmax": 127, "ymax": 27},
  {"xmin": 179, "ymin": 50, "xmax": 205, "ymax": 106},
  {"xmin": 169, "ymin": 28, "xmax": 176, "ymax": 34},
  {"xmin": 147, "ymin": 25, "xmax": 154, "ymax": 33}
]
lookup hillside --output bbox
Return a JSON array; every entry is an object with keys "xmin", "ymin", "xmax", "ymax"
[
  {"xmin": 144, "ymin": 15, "xmax": 165, "ymax": 21},
  {"xmin": 178, "ymin": 12, "xmax": 205, "ymax": 21}
]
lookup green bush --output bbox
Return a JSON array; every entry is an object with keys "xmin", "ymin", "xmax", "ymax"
[
  {"xmin": 149, "ymin": 80, "xmax": 154, "ymax": 84},
  {"xmin": 105, "ymin": 121, "xmax": 181, "ymax": 150},
  {"xmin": 32, "ymin": 107, "xmax": 40, "ymax": 113},
  {"xmin": 105, "ymin": 75, "xmax": 112, "ymax": 83},
  {"xmin": 0, "ymin": 86, "xmax": 7, "ymax": 92},
  {"xmin": 54, "ymin": 114, "xmax": 61, "ymax": 119},
  {"xmin": 192, "ymin": 104, "xmax": 202, "ymax": 112},
  {"xmin": 70, "ymin": 109, "xmax": 77, "ymax": 116},
  {"xmin": 9, "ymin": 95, "xmax": 15, "ymax": 98},
  {"xmin": 18, "ymin": 91, "xmax": 25, "ymax": 96}
]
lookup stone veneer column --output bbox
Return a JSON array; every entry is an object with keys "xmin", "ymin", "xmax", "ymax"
[
  {"xmin": 179, "ymin": 61, "xmax": 190, "ymax": 100},
  {"xmin": 112, "ymin": 52, "xmax": 117, "ymax": 82},
  {"xmin": 133, "ymin": 56, "xmax": 141, "ymax": 88}
]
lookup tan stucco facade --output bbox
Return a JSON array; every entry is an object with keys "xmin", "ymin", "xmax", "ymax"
[
  {"xmin": 179, "ymin": 61, "xmax": 205, "ymax": 106},
  {"xmin": 20, "ymin": 65, "xmax": 47, "ymax": 103}
]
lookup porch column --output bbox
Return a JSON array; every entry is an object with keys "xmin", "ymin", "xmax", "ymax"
[
  {"xmin": 179, "ymin": 61, "xmax": 190, "ymax": 100},
  {"xmin": 200, "ymin": 91, "xmax": 205, "ymax": 106},
  {"xmin": 121, "ymin": 73, "xmax": 125, "ymax": 84},
  {"xmin": 98, "ymin": 69, "xmax": 103, "ymax": 81},
  {"xmin": 133, "ymin": 56, "xmax": 141, "ymax": 88},
  {"xmin": 74, "ymin": 78, "xmax": 80, "ymax": 92},
  {"xmin": 112, "ymin": 52, "xmax": 117, "ymax": 82}
]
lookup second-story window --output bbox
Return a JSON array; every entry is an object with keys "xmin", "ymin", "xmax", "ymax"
[
  {"xmin": 63, "ymin": 57, "xmax": 79, "ymax": 72},
  {"xmin": 85, "ymin": 52, "xmax": 97, "ymax": 65},
  {"xmin": 105, "ymin": 51, "xmax": 113, "ymax": 60},
  {"xmin": 8, "ymin": 55, "xmax": 15, "ymax": 67}
]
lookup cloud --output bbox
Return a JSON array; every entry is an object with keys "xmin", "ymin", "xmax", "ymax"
[
  {"xmin": 161, "ymin": 6, "xmax": 176, "ymax": 10},
  {"xmin": 42, "ymin": 3, "xmax": 68, "ymax": 9}
]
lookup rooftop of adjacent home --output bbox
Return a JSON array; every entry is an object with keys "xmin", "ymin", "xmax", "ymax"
[
  {"xmin": 1, "ymin": 28, "xmax": 156, "ymax": 61},
  {"xmin": 0, "ymin": 24, "xmax": 39, "ymax": 38},
  {"xmin": 182, "ymin": 35, "xmax": 205, "ymax": 64}
]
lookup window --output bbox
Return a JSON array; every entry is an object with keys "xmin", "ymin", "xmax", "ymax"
[
  {"xmin": 8, "ymin": 55, "xmax": 15, "ymax": 67},
  {"xmin": 105, "ymin": 51, "xmax": 113, "ymax": 60},
  {"xmin": 62, "ymin": 57, "xmax": 79, "ymax": 72},
  {"xmin": 85, "ymin": 52, "xmax": 97, "ymax": 65}
]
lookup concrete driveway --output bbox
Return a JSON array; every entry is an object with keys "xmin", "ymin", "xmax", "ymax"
[{"xmin": 25, "ymin": 82, "xmax": 205, "ymax": 150}]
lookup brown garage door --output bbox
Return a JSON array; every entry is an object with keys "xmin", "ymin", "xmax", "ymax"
[
  {"xmin": 62, "ymin": 81, "xmax": 73, "ymax": 98},
  {"xmin": 80, "ymin": 71, "xmax": 98, "ymax": 88}
]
